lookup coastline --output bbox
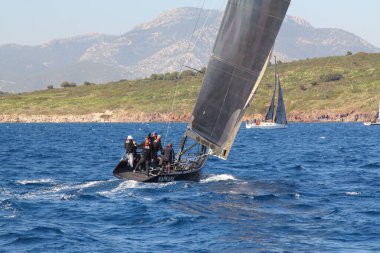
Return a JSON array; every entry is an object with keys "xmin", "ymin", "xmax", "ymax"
[{"xmin": 0, "ymin": 110, "xmax": 375, "ymax": 123}]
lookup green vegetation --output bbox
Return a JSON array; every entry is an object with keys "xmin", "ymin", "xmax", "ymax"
[{"xmin": 1, "ymin": 53, "xmax": 380, "ymax": 116}]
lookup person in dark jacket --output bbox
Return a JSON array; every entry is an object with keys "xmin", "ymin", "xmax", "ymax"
[
  {"xmin": 147, "ymin": 133, "xmax": 155, "ymax": 144},
  {"xmin": 152, "ymin": 135, "xmax": 163, "ymax": 166},
  {"xmin": 162, "ymin": 143, "xmax": 175, "ymax": 173},
  {"xmin": 124, "ymin": 135, "xmax": 137, "ymax": 168},
  {"xmin": 135, "ymin": 138, "xmax": 152, "ymax": 175}
]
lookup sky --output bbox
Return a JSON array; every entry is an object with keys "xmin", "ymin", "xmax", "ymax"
[{"xmin": 1, "ymin": 0, "xmax": 379, "ymax": 47}]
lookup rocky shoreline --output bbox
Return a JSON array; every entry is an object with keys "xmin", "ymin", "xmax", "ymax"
[{"xmin": 0, "ymin": 109, "xmax": 375, "ymax": 123}]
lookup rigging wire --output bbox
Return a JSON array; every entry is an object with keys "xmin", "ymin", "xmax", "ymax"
[
  {"xmin": 163, "ymin": 0, "xmax": 206, "ymax": 146},
  {"xmin": 163, "ymin": 0, "xmax": 224, "ymax": 146}
]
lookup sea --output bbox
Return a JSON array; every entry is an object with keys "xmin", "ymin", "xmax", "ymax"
[{"xmin": 0, "ymin": 122, "xmax": 379, "ymax": 253}]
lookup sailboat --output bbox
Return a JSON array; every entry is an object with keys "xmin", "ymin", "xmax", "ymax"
[
  {"xmin": 113, "ymin": 0, "xmax": 291, "ymax": 182},
  {"xmin": 364, "ymin": 100, "xmax": 380, "ymax": 126},
  {"xmin": 246, "ymin": 56, "xmax": 287, "ymax": 129}
]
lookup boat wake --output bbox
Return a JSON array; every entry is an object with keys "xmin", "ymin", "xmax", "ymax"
[
  {"xmin": 200, "ymin": 174, "xmax": 237, "ymax": 183},
  {"xmin": 16, "ymin": 178, "xmax": 55, "ymax": 185},
  {"xmin": 97, "ymin": 180, "xmax": 176, "ymax": 197},
  {"xmin": 13, "ymin": 179, "xmax": 116, "ymax": 200}
]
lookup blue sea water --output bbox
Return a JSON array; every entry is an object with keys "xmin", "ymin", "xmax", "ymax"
[{"xmin": 0, "ymin": 122, "xmax": 379, "ymax": 252}]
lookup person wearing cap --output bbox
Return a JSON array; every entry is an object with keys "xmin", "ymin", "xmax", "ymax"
[
  {"xmin": 124, "ymin": 135, "xmax": 136, "ymax": 168},
  {"xmin": 147, "ymin": 133, "xmax": 154, "ymax": 143},
  {"xmin": 162, "ymin": 143, "xmax": 175, "ymax": 173},
  {"xmin": 152, "ymin": 134, "xmax": 163, "ymax": 166}
]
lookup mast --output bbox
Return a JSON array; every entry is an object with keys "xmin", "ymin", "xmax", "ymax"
[
  {"xmin": 185, "ymin": 0, "xmax": 291, "ymax": 159},
  {"xmin": 265, "ymin": 56, "xmax": 277, "ymax": 122}
]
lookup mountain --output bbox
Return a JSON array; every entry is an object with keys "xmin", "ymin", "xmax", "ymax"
[{"xmin": 0, "ymin": 8, "xmax": 378, "ymax": 92}]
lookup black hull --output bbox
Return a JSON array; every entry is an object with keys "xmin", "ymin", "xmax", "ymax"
[{"xmin": 113, "ymin": 156, "xmax": 208, "ymax": 183}]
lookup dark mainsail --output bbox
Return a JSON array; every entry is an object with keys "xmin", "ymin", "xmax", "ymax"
[
  {"xmin": 185, "ymin": 0, "xmax": 291, "ymax": 159},
  {"xmin": 274, "ymin": 78, "xmax": 287, "ymax": 125},
  {"xmin": 265, "ymin": 56, "xmax": 277, "ymax": 121}
]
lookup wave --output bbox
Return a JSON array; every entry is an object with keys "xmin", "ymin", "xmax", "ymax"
[
  {"xmin": 360, "ymin": 210, "xmax": 380, "ymax": 217},
  {"xmin": 30, "ymin": 226, "xmax": 63, "ymax": 235},
  {"xmin": 97, "ymin": 180, "xmax": 140, "ymax": 197},
  {"xmin": 288, "ymin": 165, "xmax": 304, "ymax": 170},
  {"xmin": 360, "ymin": 162, "xmax": 380, "ymax": 169},
  {"xmin": 253, "ymin": 193, "xmax": 278, "ymax": 201},
  {"xmin": 1, "ymin": 199, "xmax": 17, "ymax": 218},
  {"xmin": 16, "ymin": 179, "xmax": 115, "ymax": 200},
  {"xmin": 200, "ymin": 174, "xmax": 237, "ymax": 183},
  {"xmin": 345, "ymin": 191, "xmax": 361, "ymax": 196},
  {"xmin": 16, "ymin": 178, "xmax": 55, "ymax": 185},
  {"xmin": 97, "ymin": 180, "xmax": 176, "ymax": 197}
]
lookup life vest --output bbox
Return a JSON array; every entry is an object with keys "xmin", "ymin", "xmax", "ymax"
[{"xmin": 144, "ymin": 139, "xmax": 151, "ymax": 149}]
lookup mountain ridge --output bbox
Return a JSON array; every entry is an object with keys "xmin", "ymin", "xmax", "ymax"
[{"xmin": 0, "ymin": 7, "xmax": 378, "ymax": 92}]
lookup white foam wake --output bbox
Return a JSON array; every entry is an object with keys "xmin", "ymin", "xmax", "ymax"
[
  {"xmin": 97, "ymin": 180, "xmax": 175, "ymax": 197},
  {"xmin": 17, "ymin": 179, "xmax": 114, "ymax": 200},
  {"xmin": 345, "ymin": 191, "xmax": 361, "ymax": 196},
  {"xmin": 98, "ymin": 180, "xmax": 140, "ymax": 197},
  {"xmin": 16, "ymin": 178, "xmax": 55, "ymax": 185},
  {"xmin": 200, "ymin": 174, "xmax": 237, "ymax": 183}
]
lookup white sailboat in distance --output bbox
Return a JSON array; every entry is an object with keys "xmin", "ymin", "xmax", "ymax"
[{"xmin": 246, "ymin": 56, "xmax": 287, "ymax": 129}]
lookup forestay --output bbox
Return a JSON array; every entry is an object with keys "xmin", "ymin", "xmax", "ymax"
[{"xmin": 185, "ymin": 0, "xmax": 291, "ymax": 159}]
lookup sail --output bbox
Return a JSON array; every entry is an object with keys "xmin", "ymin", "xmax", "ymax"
[
  {"xmin": 185, "ymin": 0, "xmax": 291, "ymax": 159},
  {"xmin": 274, "ymin": 78, "xmax": 287, "ymax": 125},
  {"xmin": 265, "ymin": 57, "xmax": 277, "ymax": 121},
  {"xmin": 265, "ymin": 92, "xmax": 276, "ymax": 121}
]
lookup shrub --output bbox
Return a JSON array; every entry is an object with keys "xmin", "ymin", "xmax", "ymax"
[
  {"xmin": 83, "ymin": 81, "xmax": 92, "ymax": 86},
  {"xmin": 180, "ymin": 70, "xmax": 196, "ymax": 78},
  {"xmin": 60, "ymin": 81, "xmax": 77, "ymax": 88},
  {"xmin": 346, "ymin": 51, "xmax": 352, "ymax": 56},
  {"xmin": 163, "ymin": 72, "xmax": 179, "ymax": 80},
  {"xmin": 311, "ymin": 81, "xmax": 318, "ymax": 86},
  {"xmin": 320, "ymin": 73, "xmax": 343, "ymax": 82},
  {"xmin": 150, "ymin": 74, "xmax": 159, "ymax": 80}
]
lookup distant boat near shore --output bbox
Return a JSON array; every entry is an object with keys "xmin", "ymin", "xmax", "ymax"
[
  {"xmin": 246, "ymin": 56, "xmax": 287, "ymax": 129},
  {"xmin": 364, "ymin": 100, "xmax": 380, "ymax": 126}
]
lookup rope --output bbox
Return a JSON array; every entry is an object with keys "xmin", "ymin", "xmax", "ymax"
[{"xmin": 163, "ymin": 0, "xmax": 225, "ymax": 146}]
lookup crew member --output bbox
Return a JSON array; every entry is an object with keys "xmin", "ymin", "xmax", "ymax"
[
  {"xmin": 162, "ymin": 143, "xmax": 175, "ymax": 173},
  {"xmin": 124, "ymin": 135, "xmax": 136, "ymax": 168},
  {"xmin": 135, "ymin": 138, "xmax": 152, "ymax": 175},
  {"xmin": 152, "ymin": 135, "xmax": 163, "ymax": 166}
]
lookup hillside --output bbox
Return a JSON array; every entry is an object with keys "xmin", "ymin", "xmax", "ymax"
[
  {"xmin": 0, "ymin": 8, "xmax": 379, "ymax": 92},
  {"xmin": 1, "ymin": 53, "xmax": 380, "ymax": 122}
]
